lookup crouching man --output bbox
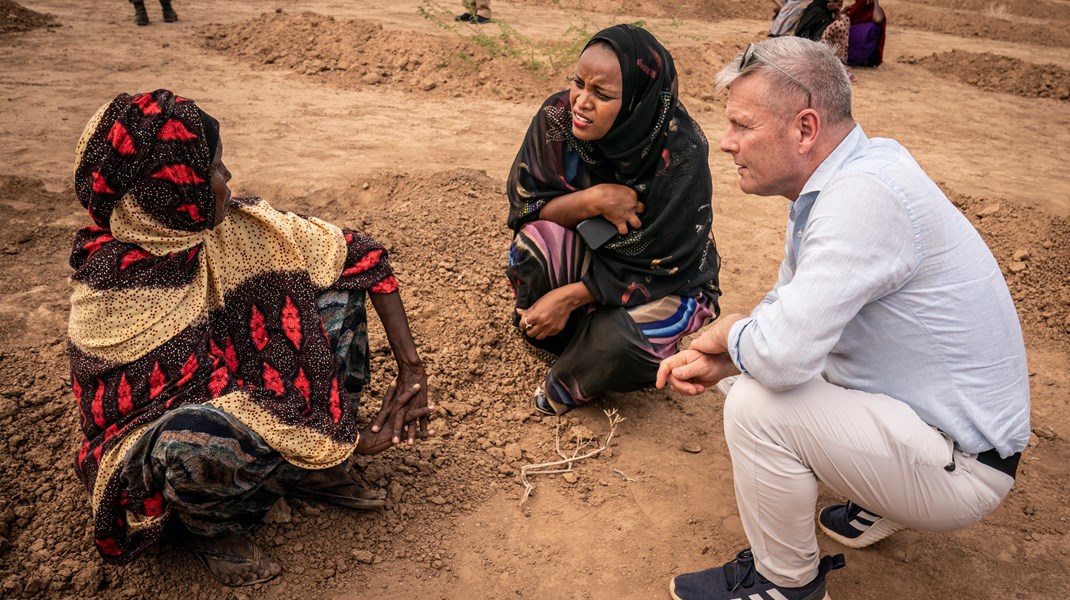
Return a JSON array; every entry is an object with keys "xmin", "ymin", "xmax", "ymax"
[{"xmin": 657, "ymin": 37, "xmax": 1030, "ymax": 600}]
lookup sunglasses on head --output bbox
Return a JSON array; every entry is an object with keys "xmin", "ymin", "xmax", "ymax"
[{"xmin": 739, "ymin": 43, "xmax": 813, "ymax": 109}]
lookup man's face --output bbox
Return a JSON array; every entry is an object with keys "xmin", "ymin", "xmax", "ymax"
[{"xmin": 719, "ymin": 74, "xmax": 805, "ymax": 199}]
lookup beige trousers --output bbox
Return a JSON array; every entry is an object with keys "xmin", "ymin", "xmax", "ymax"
[
  {"xmin": 724, "ymin": 375, "xmax": 1015, "ymax": 587},
  {"xmin": 463, "ymin": 0, "xmax": 491, "ymax": 18}
]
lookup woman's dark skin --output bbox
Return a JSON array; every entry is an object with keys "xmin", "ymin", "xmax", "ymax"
[
  {"xmin": 365, "ymin": 290, "xmax": 432, "ymax": 447},
  {"xmin": 209, "ymin": 142, "xmax": 232, "ymax": 227}
]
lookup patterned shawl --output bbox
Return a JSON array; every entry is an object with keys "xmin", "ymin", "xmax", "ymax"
[
  {"xmin": 69, "ymin": 90, "xmax": 397, "ymax": 563},
  {"xmin": 507, "ymin": 24, "xmax": 720, "ymax": 308}
]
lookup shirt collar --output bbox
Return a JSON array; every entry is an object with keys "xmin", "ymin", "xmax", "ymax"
[{"xmin": 797, "ymin": 124, "xmax": 867, "ymax": 202}]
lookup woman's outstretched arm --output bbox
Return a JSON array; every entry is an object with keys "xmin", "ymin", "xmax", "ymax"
[{"xmin": 368, "ymin": 291, "xmax": 431, "ymax": 445}]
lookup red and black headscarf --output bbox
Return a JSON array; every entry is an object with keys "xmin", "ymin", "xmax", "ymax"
[{"xmin": 74, "ymin": 89, "xmax": 219, "ymax": 230}]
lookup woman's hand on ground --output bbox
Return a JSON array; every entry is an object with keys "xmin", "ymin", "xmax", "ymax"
[
  {"xmin": 371, "ymin": 362, "xmax": 431, "ymax": 445},
  {"xmin": 358, "ymin": 404, "xmax": 435, "ymax": 455},
  {"xmin": 368, "ymin": 291, "xmax": 432, "ymax": 444},
  {"xmin": 592, "ymin": 183, "xmax": 644, "ymax": 234},
  {"xmin": 397, "ymin": 359, "xmax": 432, "ymax": 444}
]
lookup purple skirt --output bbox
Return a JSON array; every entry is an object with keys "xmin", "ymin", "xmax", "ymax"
[{"xmin": 848, "ymin": 22, "xmax": 884, "ymax": 66}]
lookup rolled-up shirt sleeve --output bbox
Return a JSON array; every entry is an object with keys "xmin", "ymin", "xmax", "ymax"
[
  {"xmin": 728, "ymin": 317, "xmax": 755, "ymax": 375},
  {"xmin": 728, "ymin": 173, "xmax": 917, "ymax": 391}
]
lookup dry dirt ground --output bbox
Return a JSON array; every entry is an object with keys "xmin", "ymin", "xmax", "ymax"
[{"xmin": 1, "ymin": 0, "xmax": 1069, "ymax": 598}]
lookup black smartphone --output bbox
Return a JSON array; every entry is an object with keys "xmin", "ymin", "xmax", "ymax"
[{"xmin": 576, "ymin": 216, "xmax": 618, "ymax": 249}]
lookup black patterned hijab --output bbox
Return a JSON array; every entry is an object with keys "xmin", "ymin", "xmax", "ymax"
[
  {"xmin": 587, "ymin": 24, "xmax": 679, "ymax": 181},
  {"xmin": 507, "ymin": 24, "xmax": 721, "ymax": 308}
]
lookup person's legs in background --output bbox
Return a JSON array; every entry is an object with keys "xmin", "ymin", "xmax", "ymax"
[
  {"xmin": 129, "ymin": 0, "xmax": 178, "ymax": 26},
  {"xmin": 455, "ymin": 0, "xmax": 492, "ymax": 23},
  {"xmin": 131, "ymin": 0, "xmax": 149, "ymax": 26},
  {"xmin": 160, "ymin": 0, "xmax": 178, "ymax": 22}
]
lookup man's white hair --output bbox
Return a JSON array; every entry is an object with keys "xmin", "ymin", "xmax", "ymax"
[{"xmin": 715, "ymin": 37, "xmax": 853, "ymax": 124}]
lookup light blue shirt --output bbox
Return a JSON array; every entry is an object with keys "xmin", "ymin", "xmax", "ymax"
[{"xmin": 728, "ymin": 126, "xmax": 1030, "ymax": 457}]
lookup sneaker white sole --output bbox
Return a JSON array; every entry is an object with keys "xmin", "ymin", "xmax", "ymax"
[
  {"xmin": 669, "ymin": 578, "xmax": 832, "ymax": 600},
  {"xmin": 819, "ymin": 516, "xmax": 905, "ymax": 549}
]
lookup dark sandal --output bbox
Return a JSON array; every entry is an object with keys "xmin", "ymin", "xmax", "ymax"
[
  {"xmin": 533, "ymin": 384, "xmax": 557, "ymax": 416},
  {"xmin": 187, "ymin": 534, "xmax": 281, "ymax": 587}
]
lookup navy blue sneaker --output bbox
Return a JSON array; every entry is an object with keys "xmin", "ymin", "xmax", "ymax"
[
  {"xmin": 819, "ymin": 501, "xmax": 904, "ymax": 548},
  {"xmin": 670, "ymin": 549, "xmax": 845, "ymax": 600}
]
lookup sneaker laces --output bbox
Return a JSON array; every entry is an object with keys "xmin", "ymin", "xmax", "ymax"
[
  {"xmin": 723, "ymin": 549, "xmax": 846, "ymax": 592},
  {"xmin": 724, "ymin": 549, "xmax": 766, "ymax": 592},
  {"xmin": 842, "ymin": 500, "xmax": 879, "ymax": 525},
  {"xmin": 844, "ymin": 500, "xmax": 860, "ymax": 519}
]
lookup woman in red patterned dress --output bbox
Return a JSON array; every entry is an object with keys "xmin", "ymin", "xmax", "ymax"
[{"xmin": 68, "ymin": 89, "xmax": 432, "ymax": 586}]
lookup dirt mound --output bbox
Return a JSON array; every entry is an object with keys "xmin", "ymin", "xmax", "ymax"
[
  {"xmin": 202, "ymin": 11, "xmax": 754, "ymax": 106},
  {"xmin": 946, "ymin": 187, "xmax": 1070, "ymax": 351},
  {"xmin": 202, "ymin": 11, "xmax": 567, "ymax": 102},
  {"xmin": 912, "ymin": 0, "xmax": 1070, "ymax": 21},
  {"xmin": 0, "ymin": 176, "xmax": 73, "ymax": 347},
  {"xmin": 0, "ymin": 0, "xmax": 56, "ymax": 35},
  {"xmin": 673, "ymin": 37, "xmax": 758, "ymax": 100},
  {"xmin": 517, "ymin": 0, "xmax": 769, "ymax": 22},
  {"xmin": 893, "ymin": 1, "xmax": 1070, "ymax": 47},
  {"xmin": 903, "ymin": 51, "xmax": 1070, "ymax": 102}
]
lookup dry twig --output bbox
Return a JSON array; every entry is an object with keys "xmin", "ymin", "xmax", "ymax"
[
  {"xmin": 518, "ymin": 409, "xmax": 625, "ymax": 506},
  {"xmin": 982, "ymin": 2, "xmax": 1010, "ymax": 20}
]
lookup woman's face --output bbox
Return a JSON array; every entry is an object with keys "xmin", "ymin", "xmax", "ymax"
[
  {"xmin": 569, "ymin": 43, "xmax": 623, "ymax": 142},
  {"xmin": 209, "ymin": 141, "xmax": 232, "ymax": 227}
]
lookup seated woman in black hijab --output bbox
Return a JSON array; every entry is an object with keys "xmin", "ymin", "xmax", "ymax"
[{"xmin": 506, "ymin": 24, "xmax": 721, "ymax": 416}]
